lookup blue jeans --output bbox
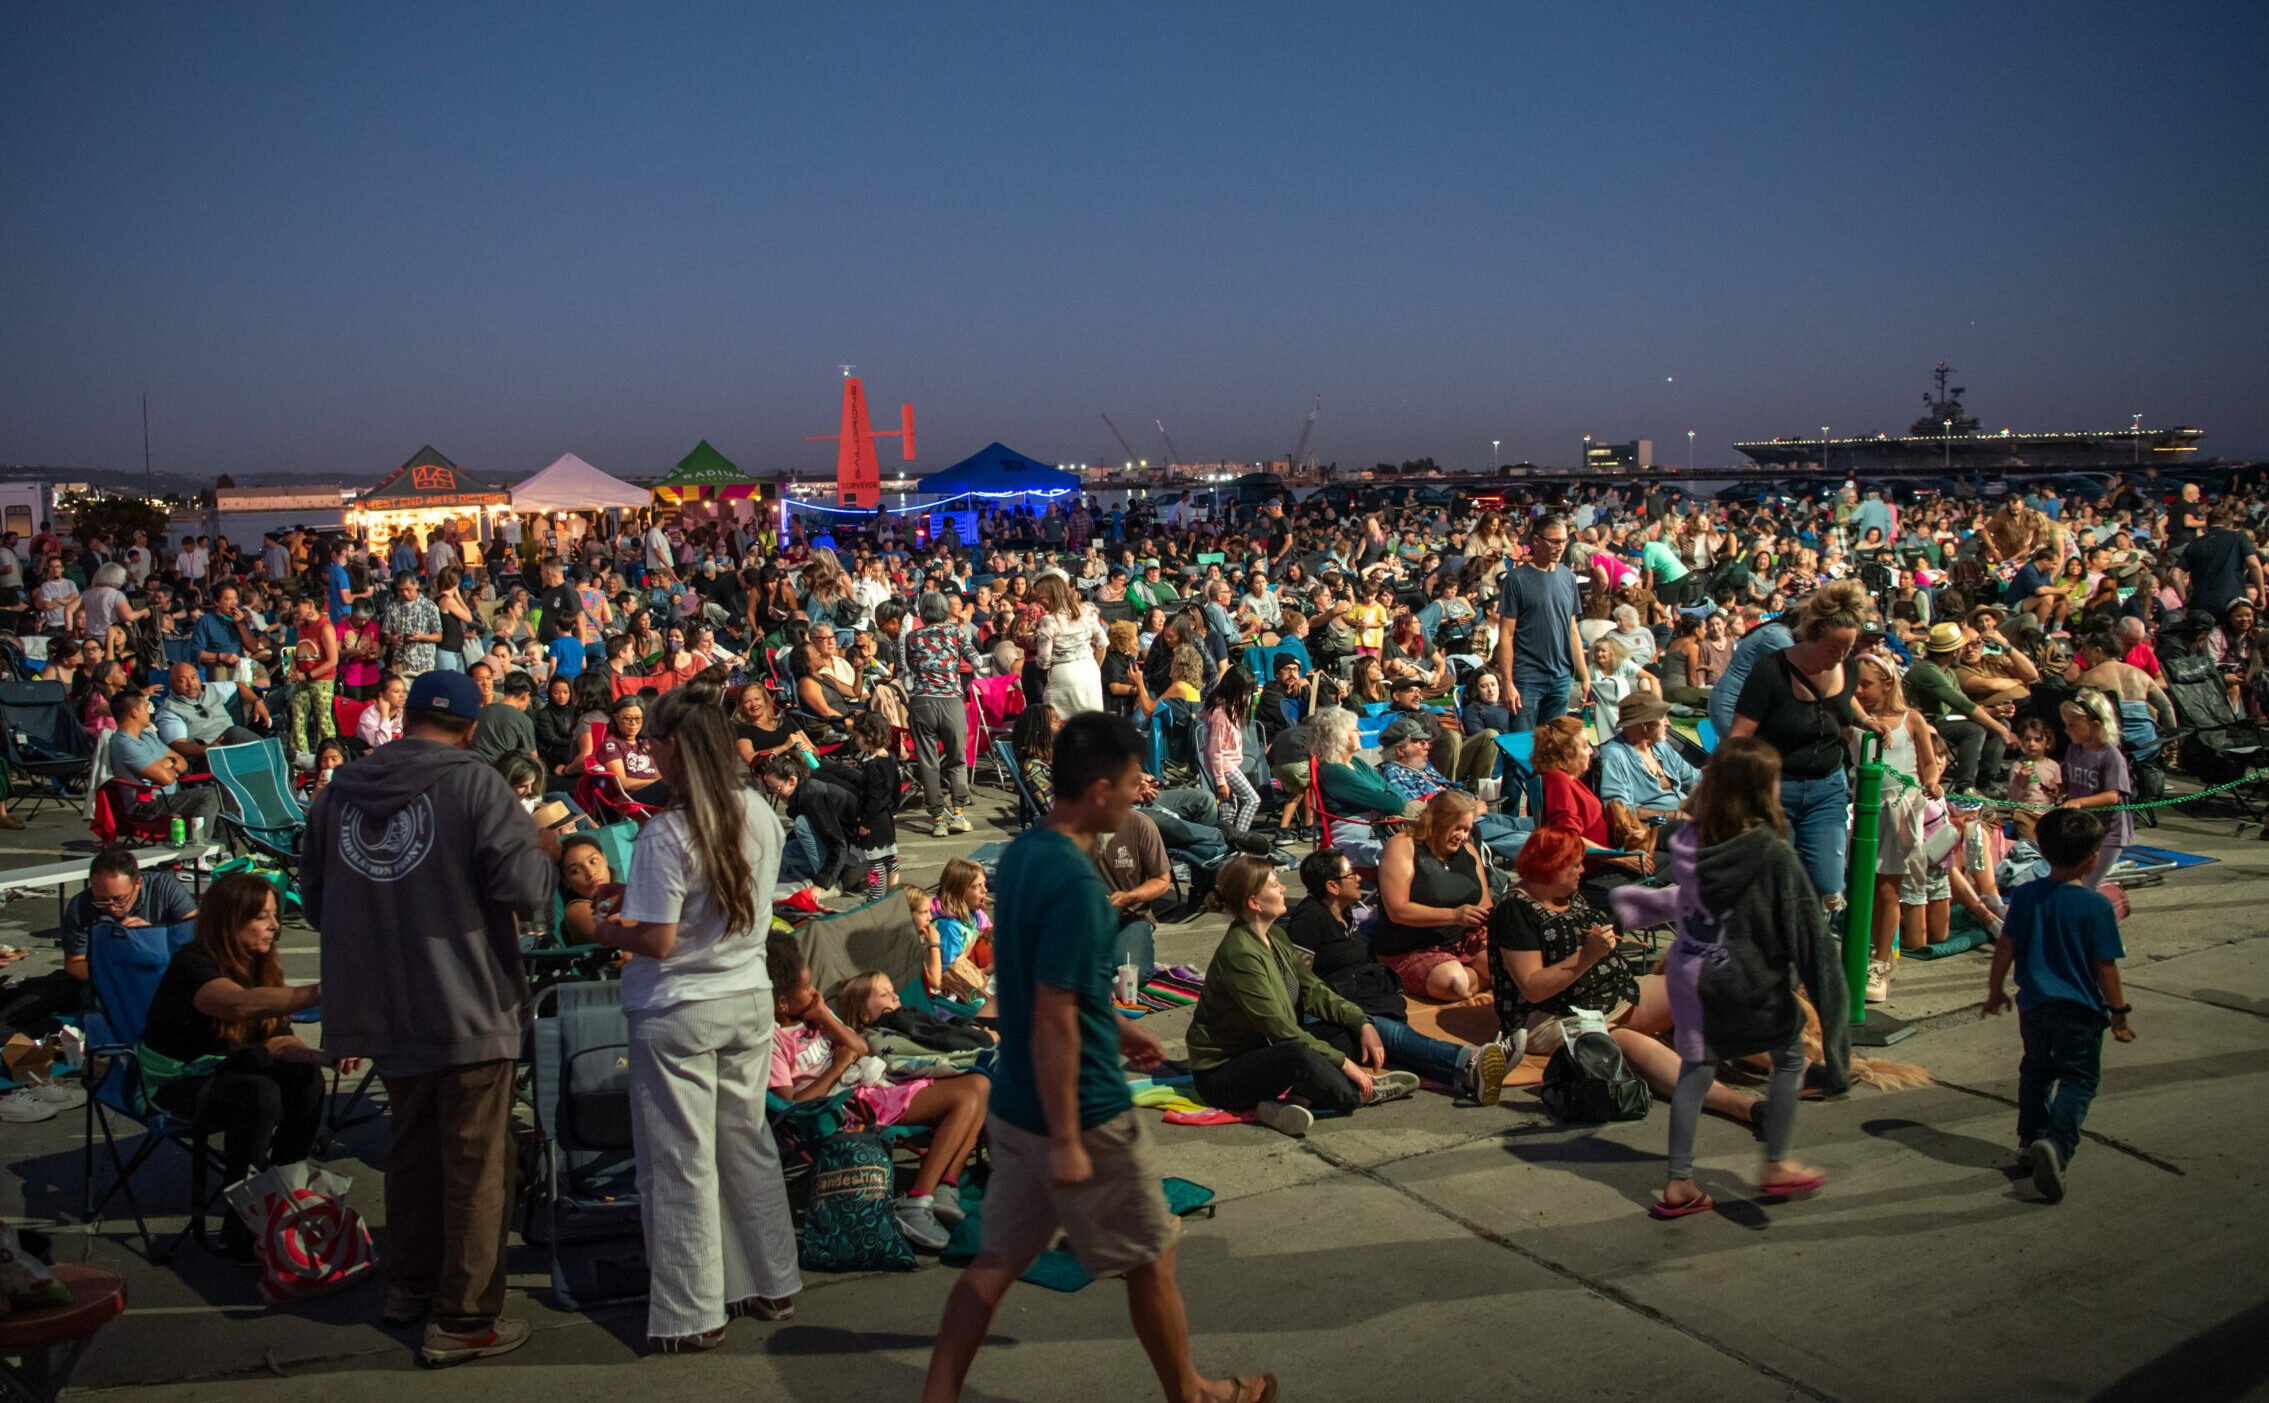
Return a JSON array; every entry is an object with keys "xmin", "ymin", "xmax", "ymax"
[
  {"xmin": 2017, "ymin": 999, "xmax": 2104, "ymax": 1162},
  {"xmin": 1780, "ymin": 771, "xmax": 1850, "ymax": 905},
  {"xmin": 1508, "ymin": 667, "xmax": 1571, "ymax": 733},
  {"xmin": 1365, "ymin": 1015, "xmax": 1470, "ymax": 1086},
  {"xmin": 778, "ymin": 816, "xmax": 826, "ymax": 882}
]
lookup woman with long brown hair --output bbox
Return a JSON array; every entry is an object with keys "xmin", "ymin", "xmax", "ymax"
[
  {"xmin": 138, "ymin": 872, "xmax": 349, "ymax": 1261},
  {"xmin": 591, "ymin": 682, "xmax": 799, "ymax": 1351},
  {"xmin": 1031, "ymin": 573, "xmax": 1107, "ymax": 718}
]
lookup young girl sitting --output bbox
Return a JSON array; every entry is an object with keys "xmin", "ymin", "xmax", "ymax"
[
  {"xmin": 766, "ymin": 938, "xmax": 988, "ymax": 1252},
  {"xmin": 827, "ymin": 969, "xmax": 995, "ymax": 1076},
  {"xmin": 2058, "ymin": 687, "xmax": 2132, "ymax": 891},
  {"xmin": 1200, "ymin": 667, "xmax": 1261, "ymax": 833},
  {"xmin": 929, "ymin": 859, "xmax": 994, "ymax": 1001},
  {"xmin": 845, "ymin": 710, "xmax": 901, "ymax": 902}
]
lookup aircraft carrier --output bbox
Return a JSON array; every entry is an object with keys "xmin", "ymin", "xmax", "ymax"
[{"xmin": 1734, "ymin": 363, "xmax": 2204, "ymax": 476}]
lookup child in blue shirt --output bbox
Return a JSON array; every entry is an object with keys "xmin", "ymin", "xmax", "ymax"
[{"xmin": 1984, "ymin": 807, "xmax": 2136, "ymax": 1203}]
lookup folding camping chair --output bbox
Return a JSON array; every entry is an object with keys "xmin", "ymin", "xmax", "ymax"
[
  {"xmin": 1494, "ymin": 731, "xmax": 1545, "ymax": 818},
  {"xmin": 2161, "ymin": 653, "xmax": 2269, "ymax": 819},
  {"xmin": 524, "ymin": 820, "xmax": 634, "ymax": 984},
  {"xmin": 965, "ymin": 675, "xmax": 1026, "ymax": 787},
  {"xmin": 996, "ymin": 739, "xmax": 1043, "ymax": 827},
  {"xmin": 525, "ymin": 979, "xmax": 645, "ymax": 1311},
  {"xmin": 203, "ymin": 739, "xmax": 308, "ymax": 872},
  {"xmin": 0, "ymin": 680, "xmax": 94, "ymax": 816},
  {"xmin": 574, "ymin": 723, "xmax": 661, "ymax": 827},
  {"xmin": 79, "ymin": 919, "xmax": 229, "ymax": 1261}
]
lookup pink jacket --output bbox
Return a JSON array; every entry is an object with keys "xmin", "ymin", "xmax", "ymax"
[{"xmin": 1201, "ymin": 705, "xmax": 1244, "ymax": 780}]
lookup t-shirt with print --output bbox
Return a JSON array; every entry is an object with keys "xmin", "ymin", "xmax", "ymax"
[
  {"xmin": 988, "ymin": 825, "xmax": 1134, "ymax": 1136},
  {"xmin": 1094, "ymin": 811, "xmax": 1169, "ymax": 925},
  {"xmin": 596, "ymin": 734, "xmax": 657, "ymax": 780},
  {"xmin": 619, "ymin": 790, "xmax": 783, "ymax": 1014},
  {"xmin": 768, "ymin": 1021, "xmax": 838, "ymax": 1094}
]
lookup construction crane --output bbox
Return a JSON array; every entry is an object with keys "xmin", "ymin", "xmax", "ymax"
[
  {"xmin": 1101, "ymin": 413, "xmax": 1141, "ymax": 469},
  {"xmin": 1155, "ymin": 419, "xmax": 1186, "ymax": 468},
  {"xmin": 1288, "ymin": 395, "xmax": 1322, "ymax": 469}
]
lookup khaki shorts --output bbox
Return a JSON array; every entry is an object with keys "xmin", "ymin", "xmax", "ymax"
[
  {"xmin": 1524, "ymin": 1000, "xmax": 1634, "ymax": 1057},
  {"xmin": 981, "ymin": 1109, "xmax": 1179, "ymax": 1278}
]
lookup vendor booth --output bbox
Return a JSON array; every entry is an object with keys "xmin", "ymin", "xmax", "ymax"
[
  {"xmin": 509, "ymin": 453, "xmax": 650, "ymax": 512},
  {"xmin": 350, "ymin": 445, "xmax": 510, "ymax": 562},
  {"xmin": 652, "ymin": 440, "xmax": 759, "ymax": 505}
]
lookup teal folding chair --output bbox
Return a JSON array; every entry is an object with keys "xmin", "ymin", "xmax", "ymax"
[
  {"xmin": 1494, "ymin": 731, "xmax": 1543, "ymax": 818},
  {"xmin": 203, "ymin": 739, "xmax": 307, "ymax": 872}
]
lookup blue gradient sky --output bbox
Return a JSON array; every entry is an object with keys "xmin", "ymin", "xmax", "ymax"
[{"xmin": 4, "ymin": 2, "xmax": 2262, "ymax": 482}]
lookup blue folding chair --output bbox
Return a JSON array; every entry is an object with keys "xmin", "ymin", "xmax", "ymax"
[
  {"xmin": 997, "ymin": 739, "xmax": 1043, "ymax": 827},
  {"xmin": 1696, "ymin": 718, "xmax": 1720, "ymax": 753},
  {"xmin": 160, "ymin": 637, "xmax": 202, "ymax": 669},
  {"xmin": 81, "ymin": 919, "xmax": 229, "ymax": 1260},
  {"xmin": 526, "ymin": 979, "xmax": 643, "ymax": 1310}
]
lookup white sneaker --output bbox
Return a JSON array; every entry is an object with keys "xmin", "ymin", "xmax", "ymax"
[
  {"xmin": 893, "ymin": 1194, "xmax": 950, "ymax": 1252},
  {"xmin": 26, "ymin": 1076, "xmax": 85, "ymax": 1110},
  {"xmin": 1255, "ymin": 1099, "xmax": 1313, "ymax": 1138},
  {"xmin": 0, "ymin": 1088, "xmax": 57, "ymax": 1123},
  {"xmin": 1865, "ymin": 959, "xmax": 1892, "ymax": 1004}
]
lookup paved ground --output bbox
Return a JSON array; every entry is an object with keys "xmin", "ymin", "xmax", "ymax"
[{"xmin": 5, "ymin": 779, "xmax": 2267, "ymax": 1402}]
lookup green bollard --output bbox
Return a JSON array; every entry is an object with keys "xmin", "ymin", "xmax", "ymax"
[{"xmin": 1842, "ymin": 730, "xmax": 1885, "ymax": 1025}]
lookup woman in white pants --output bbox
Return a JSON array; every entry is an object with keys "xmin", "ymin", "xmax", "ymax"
[
  {"xmin": 592, "ymin": 682, "xmax": 801, "ymax": 1352},
  {"xmin": 1032, "ymin": 573, "xmax": 1106, "ymax": 718}
]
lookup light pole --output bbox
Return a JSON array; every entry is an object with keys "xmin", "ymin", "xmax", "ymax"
[
  {"xmin": 2132, "ymin": 412, "xmax": 2142, "ymax": 466},
  {"xmin": 1491, "ymin": 439, "xmax": 1500, "ymax": 472},
  {"xmin": 1686, "ymin": 430, "xmax": 1694, "ymax": 471},
  {"xmin": 1944, "ymin": 419, "xmax": 1953, "ymax": 472},
  {"xmin": 1820, "ymin": 426, "xmax": 1830, "ymax": 476}
]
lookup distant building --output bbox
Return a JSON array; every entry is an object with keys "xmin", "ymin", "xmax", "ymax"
[{"xmin": 1583, "ymin": 439, "xmax": 1652, "ymax": 470}]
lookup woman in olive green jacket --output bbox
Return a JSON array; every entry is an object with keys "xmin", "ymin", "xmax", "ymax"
[{"xmin": 1187, "ymin": 855, "xmax": 1426, "ymax": 1137}]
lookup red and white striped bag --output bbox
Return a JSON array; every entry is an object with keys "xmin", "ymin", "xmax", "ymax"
[{"xmin": 224, "ymin": 1162, "xmax": 378, "ymax": 1306}]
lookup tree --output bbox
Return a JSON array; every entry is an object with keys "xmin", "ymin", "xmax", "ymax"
[
  {"xmin": 215, "ymin": 473, "xmax": 237, "ymax": 489},
  {"xmin": 66, "ymin": 495, "xmax": 169, "ymax": 544}
]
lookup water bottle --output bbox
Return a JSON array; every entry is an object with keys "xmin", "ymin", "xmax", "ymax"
[
  {"xmin": 168, "ymin": 817, "xmax": 185, "ymax": 845},
  {"xmin": 1964, "ymin": 816, "xmax": 1986, "ymax": 872}
]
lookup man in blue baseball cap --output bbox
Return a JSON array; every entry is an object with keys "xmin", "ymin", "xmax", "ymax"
[{"xmin": 303, "ymin": 661, "xmax": 560, "ymax": 1365}]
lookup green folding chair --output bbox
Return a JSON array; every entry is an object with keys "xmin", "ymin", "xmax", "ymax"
[{"xmin": 203, "ymin": 739, "xmax": 307, "ymax": 872}]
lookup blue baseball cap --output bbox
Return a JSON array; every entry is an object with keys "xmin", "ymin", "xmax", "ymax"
[{"xmin": 407, "ymin": 671, "xmax": 482, "ymax": 716}]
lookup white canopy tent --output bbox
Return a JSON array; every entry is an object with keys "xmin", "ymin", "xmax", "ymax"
[{"xmin": 508, "ymin": 453, "xmax": 650, "ymax": 511}]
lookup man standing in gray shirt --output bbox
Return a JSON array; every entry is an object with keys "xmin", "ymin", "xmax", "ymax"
[{"xmin": 1494, "ymin": 515, "xmax": 1589, "ymax": 732}]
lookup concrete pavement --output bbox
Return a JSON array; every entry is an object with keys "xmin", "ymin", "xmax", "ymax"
[{"xmin": 3, "ymin": 781, "xmax": 2266, "ymax": 1401}]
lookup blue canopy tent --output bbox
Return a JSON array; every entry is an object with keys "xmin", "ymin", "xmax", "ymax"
[{"xmin": 916, "ymin": 443, "xmax": 1080, "ymax": 503}]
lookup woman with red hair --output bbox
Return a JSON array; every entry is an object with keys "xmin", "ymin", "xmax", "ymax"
[{"xmin": 1488, "ymin": 823, "xmax": 1758, "ymax": 1125}]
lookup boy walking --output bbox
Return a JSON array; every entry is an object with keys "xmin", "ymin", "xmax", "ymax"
[
  {"xmin": 923, "ymin": 711, "xmax": 1276, "ymax": 1403},
  {"xmin": 1983, "ymin": 808, "xmax": 2137, "ymax": 1203}
]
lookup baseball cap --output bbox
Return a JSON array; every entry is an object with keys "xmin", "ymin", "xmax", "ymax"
[
  {"xmin": 407, "ymin": 671, "xmax": 482, "ymax": 717},
  {"xmin": 1389, "ymin": 674, "xmax": 1425, "ymax": 694}
]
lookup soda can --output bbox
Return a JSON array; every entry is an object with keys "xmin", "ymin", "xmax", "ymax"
[{"xmin": 169, "ymin": 817, "xmax": 186, "ymax": 845}]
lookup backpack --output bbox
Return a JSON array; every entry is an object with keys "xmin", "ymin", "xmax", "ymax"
[
  {"xmin": 798, "ymin": 1133, "xmax": 915, "ymax": 1273},
  {"xmin": 1537, "ymin": 1029, "xmax": 1651, "ymax": 1124}
]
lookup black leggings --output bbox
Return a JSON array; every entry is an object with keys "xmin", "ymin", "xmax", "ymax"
[
  {"xmin": 1193, "ymin": 1041, "xmax": 1361, "ymax": 1116},
  {"xmin": 154, "ymin": 1054, "xmax": 326, "ymax": 1189}
]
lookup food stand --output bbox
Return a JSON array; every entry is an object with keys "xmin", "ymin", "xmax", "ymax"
[{"xmin": 349, "ymin": 445, "xmax": 511, "ymax": 564}]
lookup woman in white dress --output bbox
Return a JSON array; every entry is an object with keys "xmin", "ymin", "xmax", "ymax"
[{"xmin": 1031, "ymin": 573, "xmax": 1105, "ymax": 718}]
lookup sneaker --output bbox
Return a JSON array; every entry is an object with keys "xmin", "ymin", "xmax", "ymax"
[
  {"xmin": 930, "ymin": 815, "xmax": 951, "ymax": 838},
  {"xmin": 1224, "ymin": 828, "xmax": 1271, "ymax": 856},
  {"xmin": 19, "ymin": 1077, "xmax": 84, "ymax": 1111},
  {"xmin": 1364, "ymin": 1071, "xmax": 1420, "ymax": 1106},
  {"xmin": 2027, "ymin": 1139, "xmax": 2067, "ymax": 1204},
  {"xmin": 1865, "ymin": 959, "xmax": 1892, "ymax": 1004},
  {"xmin": 929, "ymin": 1182, "xmax": 966, "ymax": 1225},
  {"xmin": 418, "ymin": 1317, "xmax": 531, "ymax": 1368},
  {"xmin": 727, "ymin": 1295, "xmax": 794, "ymax": 1321},
  {"xmin": 1255, "ymin": 1099, "xmax": 1313, "ymax": 1138},
  {"xmin": 0, "ymin": 1088, "xmax": 57, "ymax": 1123},
  {"xmin": 650, "ymin": 1326, "xmax": 726, "ymax": 1353},
  {"xmin": 894, "ymin": 1194, "xmax": 950, "ymax": 1251},
  {"xmin": 1467, "ymin": 1040, "xmax": 1509, "ymax": 1107},
  {"xmin": 948, "ymin": 812, "xmax": 973, "ymax": 834},
  {"xmin": 1502, "ymin": 1026, "xmax": 1528, "ymax": 1066}
]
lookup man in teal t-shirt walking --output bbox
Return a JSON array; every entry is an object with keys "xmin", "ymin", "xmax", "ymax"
[{"xmin": 924, "ymin": 712, "xmax": 1277, "ymax": 1403}]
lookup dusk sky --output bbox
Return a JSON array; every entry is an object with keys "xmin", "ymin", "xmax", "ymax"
[{"xmin": 4, "ymin": 3, "xmax": 2263, "ymax": 484}]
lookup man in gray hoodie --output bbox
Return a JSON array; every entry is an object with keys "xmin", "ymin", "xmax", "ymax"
[{"xmin": 303, "ymin": 670, "xmax": 559, "ymax": 1367}]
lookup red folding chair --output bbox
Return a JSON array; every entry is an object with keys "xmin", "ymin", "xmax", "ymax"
[
  {"xmin": 965, "ymin": 675, "xmax": 1026, "ymax": 785},
  {"xmin": 573, "ymin": 722, "xmax": 660, "ymax": 826}
]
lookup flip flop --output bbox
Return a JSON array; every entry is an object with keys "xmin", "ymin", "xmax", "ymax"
[
  {"xmin": 1227, "ymin": 1376, "xmax": 1280, "ymax": 1403},
  {"xmin": 1648, "ymin": 1193, "xmax": 1715, "ymax": 1220},
  {"xmin": 1758, "ymin": 1172, "xmax": 1827, "ymax": 1197}
]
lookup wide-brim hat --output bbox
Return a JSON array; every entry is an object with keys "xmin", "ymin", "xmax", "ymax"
[
  {"xmin": 1616, "ymin": 692, "xmax": 1670, "ymax": 728},
  {"xmin": 1923, "ymin": 621, "xmax": 1967, "ymax": 655}
]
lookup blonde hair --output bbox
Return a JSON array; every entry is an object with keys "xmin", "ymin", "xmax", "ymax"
[
  {"xmin": 1854, "ymin": 653, "xmax": 1907, "ymax": 715},
  {"xmin": 1794, "ymin": 579, "xmax": 1873, "ymax": 641},
  {"xmin": 937, "ymin": 857, "xmax": 986, "ymax": 921},
  {"xmin": 1108, "ymin": 619, "xmax": 1139, "ymax": 655},
  {"xmin": 1531, "ymin": 715, "xmax": 1589, "ymax": 775},
  {"xmin": 1409, "ymin": 788, "xmax": 1479, "ymax": 851},
  {"xmin": 828, "ymin": 970, "xmax": 893, "ymax": 1029},
  {"xmin": 899, "ymin": 882, "xmax": 931, "ymax": 923},
  {"xmin": 1170, "ymin": 644, "xmax": 1207, "ymax": 692},
  {"xmin": 2062, "ymin": 686, "xmax": 2121, "ymax": 747},
  {"xmin": 1593, "ymin": 636, "xmax": 1629, "ymax": 670}
]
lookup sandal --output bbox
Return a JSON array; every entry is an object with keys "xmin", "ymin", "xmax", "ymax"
[
  {"xmin": 1649, "ymin": 1192, "xmax": 1715, "ymax": 1220},
  {"xmin": 1227, "ymin": 1375, "xmax": 1280, "ymax": 1403},
  {"xmin": 1758, "ymin": 1171, "xmax": 1827, "ymax": 1197}
]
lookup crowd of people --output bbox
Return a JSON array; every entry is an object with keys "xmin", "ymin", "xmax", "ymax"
[{"xmin": 0, "ymin": 463, "xmax": 2244, "ymax": 1387}]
